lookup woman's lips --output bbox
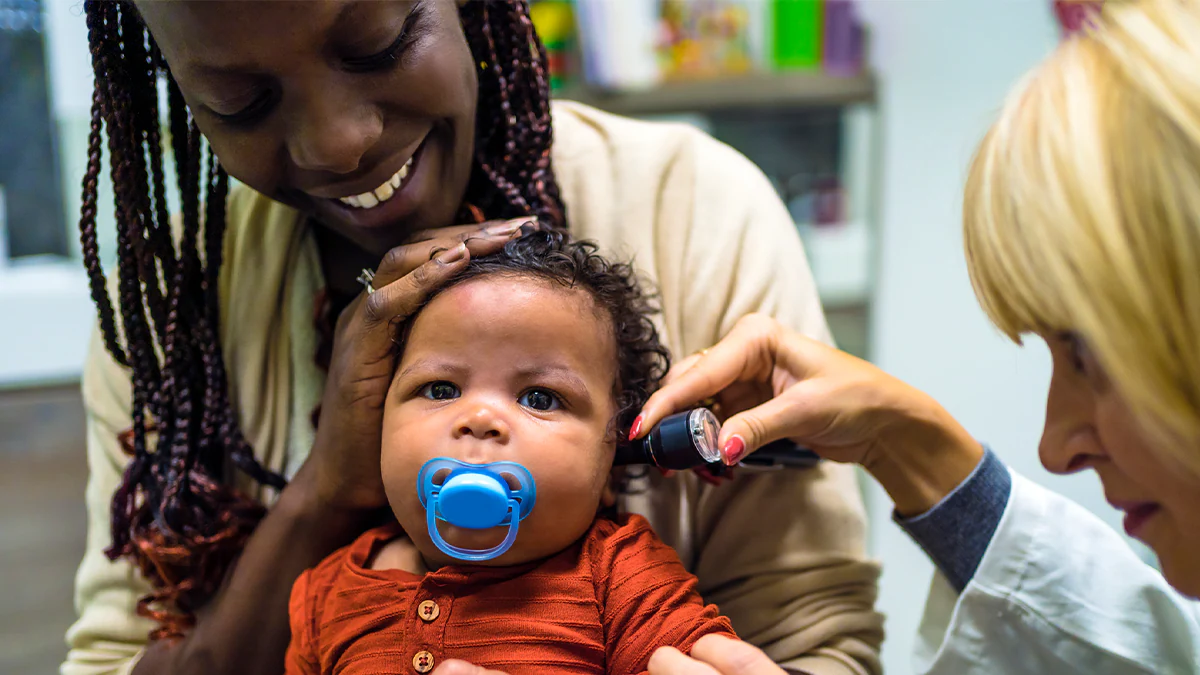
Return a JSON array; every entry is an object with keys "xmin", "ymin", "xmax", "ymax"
[
  {"xmin": 1120, "ymin": 502, "xmax": 1161, "ymax": 538},
  {"xmin": 320, "ymin": 138, "xmax": 430, "ymax": 231}
]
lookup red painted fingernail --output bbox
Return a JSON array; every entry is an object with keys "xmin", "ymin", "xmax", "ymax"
[
  {"xmin": 628, "ymin": 415, "xmax": 644, "ymax": 441},
  {"xmin": 722, "ymin": 435, "xmax": 746, "ymax": 465},
  {"xmin": 659, "ymin": 469, "xmax": 676, "ymax": 478}
]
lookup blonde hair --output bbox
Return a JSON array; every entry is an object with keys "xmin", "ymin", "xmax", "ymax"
[{"xmin": 964, "ymin": 0, "xmax": 1200, "ymax": 468}]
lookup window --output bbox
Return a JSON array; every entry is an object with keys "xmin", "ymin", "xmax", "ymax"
[{"xmin": 0, "ymin": 0, "xmax": 68, "ymax": 262}]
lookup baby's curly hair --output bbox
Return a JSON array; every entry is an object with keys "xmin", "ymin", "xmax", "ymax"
[{"xmin": 392, "ymin": 229, "xmax": 671, "ymax": 439}]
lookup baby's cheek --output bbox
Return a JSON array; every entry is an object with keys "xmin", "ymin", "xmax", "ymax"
[
  {"xmin": 535, "ymin": 467, "xmax": 610, "ymax": 531},
  {"xmin": 379, "ymin": 451, "xmax": 421, "ymax": 522}
]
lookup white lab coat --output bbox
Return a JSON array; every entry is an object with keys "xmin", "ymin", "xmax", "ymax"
[{"xmin": 913, "ymin": 472, "xmax": 1200, "ymax": 674}]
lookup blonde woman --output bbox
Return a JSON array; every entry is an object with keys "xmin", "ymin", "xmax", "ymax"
[{"xmin": 628, "ymin": 0, "xmax": 1200, "ymax": 673}]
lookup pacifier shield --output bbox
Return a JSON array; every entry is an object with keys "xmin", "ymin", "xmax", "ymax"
[
  {"xmin": 416, "ymin": 457, "xmax": 538, "ymax": 562},
  {"xmin": 438, "ymin": 473, "xmax": 509, "ymax": 529}
]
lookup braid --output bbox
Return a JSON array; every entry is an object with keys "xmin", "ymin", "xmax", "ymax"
[
  {"xmin": 459, "ymin": 0, "xmax": 566, "ymax": 228},
  {"xmin": 79, "ymin": 81, "xmax": 125, "ymax": 367},
  {"xmin": 84, "ymin": 0, "xmax": 564, "ymax": 640},
  {"xmin": 82, "ymin": 0, "xmax": 280, "ymax": 640}
]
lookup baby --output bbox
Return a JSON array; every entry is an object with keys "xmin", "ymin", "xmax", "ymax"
[{"xmin": 285, "ymin": 230, "xmax": 736, "ymax": 675}]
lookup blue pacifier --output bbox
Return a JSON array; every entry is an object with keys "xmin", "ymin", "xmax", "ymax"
[{"xmin": 416, "ymin": 458, "xmax": 537, "ymax": 562}]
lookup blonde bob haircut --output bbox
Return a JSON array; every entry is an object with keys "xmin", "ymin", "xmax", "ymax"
[{"xmin": 964, "ymin": 0, "xmax": 1200, "ymax": 468}]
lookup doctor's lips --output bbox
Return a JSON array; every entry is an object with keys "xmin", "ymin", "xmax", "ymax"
[{"xmin": 1111, "ymin": 499, "xmax": 1161, "ymax": 538}]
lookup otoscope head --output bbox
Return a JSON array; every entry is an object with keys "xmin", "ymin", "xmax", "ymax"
[{"xmin": 615, "ymin": 408, "xmax": 722, "ymax": 471}]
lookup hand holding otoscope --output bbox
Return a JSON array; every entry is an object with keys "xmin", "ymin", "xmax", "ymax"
[
  {"xmin": 615, "ymin": 408, "xmax": 820, "ymax": 472},
  {"xmin": 626, "ymin": 315, "xmax": 983, "ymax": 516}
]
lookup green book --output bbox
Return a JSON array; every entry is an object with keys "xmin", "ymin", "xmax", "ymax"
[{"xmin": 771, "ymin": 0, "xmax": 824, "ymax": 69}]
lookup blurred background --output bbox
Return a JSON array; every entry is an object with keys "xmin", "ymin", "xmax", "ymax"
[{"xmin": 0, "ymin": 1, "xmax": 1148, "ymax": 673}]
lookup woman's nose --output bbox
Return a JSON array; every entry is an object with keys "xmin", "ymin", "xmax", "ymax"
[
  {"xmin": 452, "ymin": 406, "xmax": 511, "ymax": 443},
  {"xmin": 1039, "ymin": 426, "xmax": 1105, "ymax": 474},
  {"xmin": 1039, "ymin": 369, "xmax": 1105, "ymax": 474},
  {"xmin": 285, "ymin": 93, "xmax": 382, "ymax": 174}
]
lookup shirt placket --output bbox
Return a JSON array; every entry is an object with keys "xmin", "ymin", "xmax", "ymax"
[{"xmin": 407, "ymin": 578, "xmax": 454, "ymax": 674}]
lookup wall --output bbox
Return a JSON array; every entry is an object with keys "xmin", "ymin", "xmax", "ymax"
[{"xmin": 857, "ymin": 2, "xmax": 1154, "ymax": 673}]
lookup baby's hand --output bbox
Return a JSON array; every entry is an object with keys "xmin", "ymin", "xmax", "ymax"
[
  {"xmin": 431, "ymin": 660, "xmax": 510, "ymax": 675},
  {"xmin": 649, "ymin": 635, "xmax": 783, "ymax": 675},
  {"xmin": 367, "ymin": 534, "xmax": 426, "ymax": 574}
]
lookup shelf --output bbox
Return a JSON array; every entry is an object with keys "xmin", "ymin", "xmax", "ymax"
[
  {"xmin": 803, "ymin": 221, "xmax": 873, "ymax": 310},
  {"xmin": 555, "ymin": 70, "xmax": 876, "ymax": 116}
]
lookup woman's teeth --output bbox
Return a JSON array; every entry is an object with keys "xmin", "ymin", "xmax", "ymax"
[{"xmin": 339, "ymin": 157, "xmax": 413, "ymax": 209}]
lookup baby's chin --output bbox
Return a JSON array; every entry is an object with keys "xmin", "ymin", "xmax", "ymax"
[{"xmin": 408, "ymin": 519, "xmax": 585, "ymax": 570}]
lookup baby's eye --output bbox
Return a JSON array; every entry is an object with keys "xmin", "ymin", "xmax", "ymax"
[
  {"xmin": 519, "ymin": 388, "xmax": 561, "ymax": 411},
  {"xmin": 420, "ymin": 381, "xmax": 460, "ymax": 400}
]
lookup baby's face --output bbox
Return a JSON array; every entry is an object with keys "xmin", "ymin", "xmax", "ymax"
[{"xmin": 381, "ymin": 274, "xmax": 619, "ymax": 568}]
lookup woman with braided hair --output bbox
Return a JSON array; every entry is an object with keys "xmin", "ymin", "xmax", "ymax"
[{"xmin": 65, "ymin": 2, "xmax": 882, "ymax": 674}]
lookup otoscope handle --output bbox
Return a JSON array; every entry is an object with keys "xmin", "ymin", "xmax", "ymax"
[{"xmin": 737, "ymin": 439, "xmax": 822, "ymax": 469}]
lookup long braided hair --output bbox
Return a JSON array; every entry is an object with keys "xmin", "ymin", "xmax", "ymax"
[{"xmin": 81, "ymin": 0, "xmax": 565, "ymax": 639}]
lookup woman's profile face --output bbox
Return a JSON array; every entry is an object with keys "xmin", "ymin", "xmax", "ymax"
[
  {"xmin": 1038, "ymin": 332, "xmax": 1200, "ymax": 597},
  {"xmin": 136, "ymin": 0, "xmax": 478, "ymax": 258}
]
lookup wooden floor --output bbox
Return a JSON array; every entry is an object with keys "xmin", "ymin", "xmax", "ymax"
[{"xmin": 0, "ymin": 384, "xmax": 88, "ymax": 675}]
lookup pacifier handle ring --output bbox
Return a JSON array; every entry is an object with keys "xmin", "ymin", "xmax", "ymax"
[{"xmin": 427, "ymin": 496, "xmax": 522, "ymax": 562}]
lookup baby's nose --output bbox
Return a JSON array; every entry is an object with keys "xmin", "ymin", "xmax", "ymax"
[{"xmin": 452, "ymin": 405, "xmax": 510, "ymax": 443}]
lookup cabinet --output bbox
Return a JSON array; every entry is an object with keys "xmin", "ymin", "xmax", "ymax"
[{"xmin": 556, "ymin": 70, "xmax": 880, "ymax": 358}]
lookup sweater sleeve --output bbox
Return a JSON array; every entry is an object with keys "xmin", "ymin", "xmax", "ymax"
[
  {"xmin": 591, "ymin": 516, "xmax": 736, "ymax": 675},
  {"xmin": 62, "ymin": 325, "xmax": 155, "ymax": 675}
]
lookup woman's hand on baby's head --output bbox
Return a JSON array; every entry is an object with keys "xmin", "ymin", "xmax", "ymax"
[{"xmin": 302, "ymin": 218, "xmax": 538, "ymax": 513}]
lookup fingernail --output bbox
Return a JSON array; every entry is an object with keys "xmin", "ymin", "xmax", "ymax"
[
  {"xmin": 660, "ymin": 469, "xmax": 676, "ymax": 478},
  {"xmin": 436, "ymin": 242, "xmax": 467, "ymax": 263},
  {"xmin": 628, "ymin": 414, "xmax": 644, "ymax": 441},
  {"xmin": 485, "ymin": 217, "xmax": 532, "ymax": 236},
  {"xmin": 722, "ymin": 435, "xmax": 746, "ymax": 465}
]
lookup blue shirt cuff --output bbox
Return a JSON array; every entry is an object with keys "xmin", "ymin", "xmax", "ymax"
[{"xmin": 894, "ymin": 446, "xmax": 1012, "ymax": 592}]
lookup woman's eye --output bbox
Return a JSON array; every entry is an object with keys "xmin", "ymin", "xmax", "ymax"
[
  {"xmin": 1068, "ymin": 339, "xmax": 1087, "ymax": 373},
  {"xmin": 345, "ymin": 6, "xmax": 426, "ymax": 71},
  {"xmin": 211, "ymin": 91, "xmax": 275, "ymax": 127},
  {"xmin": 1062, "ymin": 332, "xmax": 1108, "ymax": 387},
  {"xmin": 1067, "ymin": 333, "xmax": 1093, "ymax": 373},
  {"xmin": 419, "ymin": 382, "xmax": 460, "ymax": 401},
  {"xmin": 345, "ymin": 32, "xmax": 408, "ymax": 71},
  {"xmin": 519, "ymin": 388, "xmax": 561, "ymax": 412}
]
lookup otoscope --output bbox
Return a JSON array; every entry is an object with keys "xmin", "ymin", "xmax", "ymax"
[{"xmin": 614, "ymin": 408, "xmax": 821, "ymax": 471}]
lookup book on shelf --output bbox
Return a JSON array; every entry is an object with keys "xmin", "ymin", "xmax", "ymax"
[{"xmin": 532, "ymin": 0, "xmax": 867, "ymax": 94}]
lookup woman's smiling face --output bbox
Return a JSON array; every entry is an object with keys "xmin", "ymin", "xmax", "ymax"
[{"xmin": 136, "ymin": 0, "xmax": 478, "ymax": 258}]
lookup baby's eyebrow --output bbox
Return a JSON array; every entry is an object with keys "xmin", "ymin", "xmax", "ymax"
[
  {"xmin": 396, "ymin": 359, "xmax": 466, "ymax": 381},
  {"xmin": 516, "ymin": 365, "xmax": 590, "ymax": 395}
]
